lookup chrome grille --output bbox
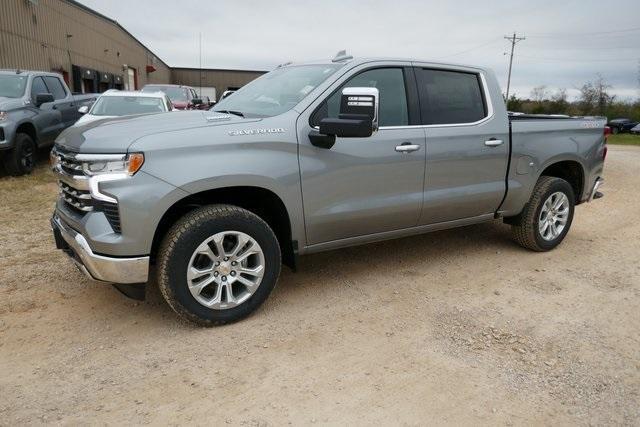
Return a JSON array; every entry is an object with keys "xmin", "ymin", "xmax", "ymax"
[
  {"xmin": 59, "ymin": 181, "xmax": 93, "ymax": 212},
  {"xmin": 60, "ymin": 157, "xmax": 83, "ymax": 175},
  {"xmin": 52, "ymin": 146, "xmax": 122, "ymax": 233}
]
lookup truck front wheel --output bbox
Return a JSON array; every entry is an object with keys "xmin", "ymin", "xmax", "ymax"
[
  {"xmin": 510, "ymin": 176, "xmax": 575, "ymax": 251},
  {"xmin": 157, "ymin": 204, "xmax": 281, "ymax": 326},
  {"xmin": 3, "ymin": 133, "xmax": 36, "ymax": 176}
]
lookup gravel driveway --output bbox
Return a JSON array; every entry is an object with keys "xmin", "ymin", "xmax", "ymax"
[{"xmin": 1, "ymin": 145, "xmax": 638, "ymax": 425}]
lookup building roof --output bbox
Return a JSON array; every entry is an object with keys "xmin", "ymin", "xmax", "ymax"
[
  {"xmin": 64, "ymin": 0, "xmax": 170, "ymax": 69},
  {"xmin": 63, "ymin": 1, "xmax": 270, "ymax": 74}
]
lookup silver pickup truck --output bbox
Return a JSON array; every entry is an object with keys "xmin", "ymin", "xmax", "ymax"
[
  {"xmin": 0, "ymin": 70, "xmax": 96, "ymax": 175},
  {"xmin": 50, "ymin": 56, "xmax": 607, "ymax": 325}
]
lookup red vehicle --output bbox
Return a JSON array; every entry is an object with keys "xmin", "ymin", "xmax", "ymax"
[{"xmin": 141, "ymin": 84, "xmax": 206, "ymax": 110}]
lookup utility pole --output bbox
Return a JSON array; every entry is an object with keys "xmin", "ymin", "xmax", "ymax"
[
  {"xmin": 198, "ymin": 32, "xmax": 202, "ymax": 97},
  {"xmin": 504, "ymin": 32, "xmax": 526, "ymax": 102}
]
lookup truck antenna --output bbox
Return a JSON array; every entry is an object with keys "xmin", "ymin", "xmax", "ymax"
[{"xmin": 332, "ymin": 50, "xmax": 353, "ymax": 62}]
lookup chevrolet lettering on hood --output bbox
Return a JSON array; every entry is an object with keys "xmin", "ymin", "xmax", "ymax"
[{"xmin": 228, "ymin": 128, "xmax": 286, "ymax": 136}]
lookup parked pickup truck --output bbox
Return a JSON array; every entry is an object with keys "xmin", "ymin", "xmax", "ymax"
[
  {"xmin": 50, "ymin": 56, "xmax": 607, "ymax": 325},
  {"xmin": 0, "ymin": 70, "xmax": 97, "ymax": 175}
]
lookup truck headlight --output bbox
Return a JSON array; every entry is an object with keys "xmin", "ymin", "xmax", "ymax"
[
  {"xmin": 74, "ymin": 153, "xmax": 144, "ymax": 204},
  {"xmin": 77, "ymin": 153, "xmax": 144, "ymax": 177},
  {"xmin": 0, "ymin": 111, "xmax": 7, "ymax": 121}
]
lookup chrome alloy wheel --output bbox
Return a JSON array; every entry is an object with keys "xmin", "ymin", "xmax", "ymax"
[
  {"xmin": 186, "ymin": 231, "xmax": 265, "ymax": 309},
  {"xmin": 538, "ymin": 192, "xmax": 570, "ymax": 241}
]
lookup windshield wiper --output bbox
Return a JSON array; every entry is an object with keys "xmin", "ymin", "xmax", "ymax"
[{"xmin": 215, "ymin": 110, "xmax": 244, "ymax": 117}]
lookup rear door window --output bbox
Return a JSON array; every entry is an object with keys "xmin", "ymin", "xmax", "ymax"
[{"xmin": 416, "ymin": 69, "xmax": 487, "ymax": 125}]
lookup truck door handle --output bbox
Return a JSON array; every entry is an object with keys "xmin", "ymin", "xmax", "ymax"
[
  {"xmin": 395, "ymin": 143, "xmax": 421, "ymax": 153},
  {"xmin": 484, "ymin": 139, "xmax": 504, "ymax": 147}
]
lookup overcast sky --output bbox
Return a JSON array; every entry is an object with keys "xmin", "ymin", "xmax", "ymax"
[{"xmin": 78, "ymin": 0, "xmax": 640, "ymax": 100}]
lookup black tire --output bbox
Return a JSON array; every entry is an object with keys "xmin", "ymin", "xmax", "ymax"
[
  {"xmin": 510, "ymin": 176, "xmax": 575, "ymax": 252},
  {"xmin": 157, "ymin": 204, "xmax": 281, "ymax": 326},
  {"xmin": 3, "ymin": 133, "xmax": 37, "ymax": 176},
  {"xmin": 611, "ymin": 126, "xmax": 620, "ymax": 135}
]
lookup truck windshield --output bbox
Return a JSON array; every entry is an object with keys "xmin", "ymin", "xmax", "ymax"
[
  {"xmin": 90, "ymin": 96, "xmax": 166, "ymax": 116},
  {"xmin": 0, "ymin": 75, "xmax": 28, "ymax": 98},
  {"xmin": 142, "ymin": 86, "xmax": 189, "ymax": 102},
  {"xmin": 212, "ymin": 64, "xmax": 343, "ymax": 118}
]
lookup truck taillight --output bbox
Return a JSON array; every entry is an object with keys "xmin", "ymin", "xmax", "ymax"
[{"xmin": 603, "ymin": 126, "xmax": 609, "ymax": 161}]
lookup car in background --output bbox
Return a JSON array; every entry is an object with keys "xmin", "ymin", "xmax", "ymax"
[
  {"xmin": 198, "ymin": 95, "xmax": 215, "ymax": 109},
  {"xmin": 0, "ymin": 70, "xmax": 97, "ymax": 175},
  {"xmin": 74, "ymin": 90, "xmax": 173, "ymax": 126},
  {"xmin": 140, "ymin": 84, "xmax": 205, "ymax": 110},
  {"xmin": 607, "ymin": 118, "xmax": 638, "ymax": 134},
  {"xmin": 630, "ymin": 123, "xmax": 640, "ymax": 135}
]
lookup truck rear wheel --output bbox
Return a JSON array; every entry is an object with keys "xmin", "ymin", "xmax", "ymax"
[
  {"xmin": 157, "ymin": 204, "xmax": 281, "ymax": 326},
  {"xmin": 510, "ymin": 176, "xmax": 575, "ymax": 251},
  {"xmin": 3, "ymin": 133, "xmax": 36, "ymax": 176}
]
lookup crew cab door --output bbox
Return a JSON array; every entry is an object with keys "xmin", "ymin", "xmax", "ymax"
[
  {"xmin": 43, "ymin": 76, "xmax": 77, "ymax": 127},
  {"xmin": 414, "ymin": 66, "xmax": 509, "ymax": 224},
  {"xmin": 298, "ymin": 66, "xmax": 425, "ymax": 245},
  {"xmin": 28, "ymin": 76, "xmax": 62, "ymax": 145}
]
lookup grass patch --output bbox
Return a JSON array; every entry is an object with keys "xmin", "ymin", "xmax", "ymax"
[{"xmin": 608, "ymin": 133, "xmax": 640, "ymax": 146}]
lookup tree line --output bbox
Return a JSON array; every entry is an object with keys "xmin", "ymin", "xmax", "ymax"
[{"xmin": 506, "ymin": 75, "xmax": 640, "ymax": 121}]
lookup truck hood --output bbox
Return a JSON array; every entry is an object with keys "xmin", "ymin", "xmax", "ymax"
[
  {"xmin": 55, "ymin": 111, "xmax": 257, "ymax": 153},
  {"xmin": 0, "ymin": 97, "xmax": 25, "ymax": 112}
]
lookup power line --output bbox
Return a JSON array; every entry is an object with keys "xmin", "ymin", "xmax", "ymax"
[
  {"xmin": 527, "ymin": 26, "xmax": 640, "ymax": 37},
  {"xmin": 504, "ymin": 32, "xmax": 526, "ymax": 101},
  {"xmin": 436, "ymin": 38, "xmax": 502, "ymax": 59},
  {"xmin": 516, "ymin": 54, "xmax": 640, "ymax": 63}
]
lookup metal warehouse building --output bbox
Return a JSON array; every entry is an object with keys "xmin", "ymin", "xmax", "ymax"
[{"xmin": 0, "ymin": 0, "xmax": 265, "ymax": 98}]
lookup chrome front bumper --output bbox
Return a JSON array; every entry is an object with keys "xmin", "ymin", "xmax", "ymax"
[
  {"xmin": 51, "ymin": 214, "xmax": 149, "ymax": 284},
  {"xmin": 588, "ymin": 177, "xmax": 604, "ymax": 202}
]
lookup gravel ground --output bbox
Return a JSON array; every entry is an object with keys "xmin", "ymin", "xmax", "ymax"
[{"xmin": 0, "ymin": 145, "xmax": 639, "ymax": 425}]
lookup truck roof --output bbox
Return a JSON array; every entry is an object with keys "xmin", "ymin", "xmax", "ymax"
[
  {"xmin": 142, "ymin": 83, "xmax": 193, "ymax": 89},
  {"xmin": 100, "ymin": 90, "xmax": 167, "ymax": 98},
  {"xmin": 0, "ymin": 69, "xmax": 64, "ymax": 78},
  {"xmin": 283, "ymin": 57, "xmax": 486, "ymax": 72}
]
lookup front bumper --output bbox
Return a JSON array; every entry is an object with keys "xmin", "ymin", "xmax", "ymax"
[{"xmin": 51, "ymin": 214, "xmax": 149, "ymax": 284}]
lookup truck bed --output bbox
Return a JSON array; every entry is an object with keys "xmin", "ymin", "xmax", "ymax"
[{"xmin": 499, "ymin": 114, "xmax": 607, "ymax": 217}]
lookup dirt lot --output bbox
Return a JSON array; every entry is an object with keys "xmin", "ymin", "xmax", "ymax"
[{"xmin": 1, "ymin": 146, "xmax": 639, "ymax": 425}]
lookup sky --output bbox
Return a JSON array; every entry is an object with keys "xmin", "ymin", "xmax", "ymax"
[{"xmin": 77, "ymin": 0, "xmax": 640, "ymax": 101}]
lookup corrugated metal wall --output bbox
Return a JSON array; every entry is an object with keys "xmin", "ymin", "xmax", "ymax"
[
  {"xmin": 171, "ymin": 68, "xmax": 266, "ymax": 99},
  {"xmin": 0, "ymin": 0, "xmax": 171, "ymax": 92}
]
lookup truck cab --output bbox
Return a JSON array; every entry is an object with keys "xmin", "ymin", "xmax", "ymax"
[{"xmin": 50, "ymin": 56, "xmax": 606, "ymax": 325}]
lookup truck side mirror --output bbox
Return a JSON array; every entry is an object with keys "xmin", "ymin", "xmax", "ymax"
[
  {"xmin": 319, "ymin": 87, "xmax": 379, "ymax": 138},
  {"xmin": 35, "ymin": 93, "xmax": 54, "ymax": 107},
  {"xmin": 78, "ymin": 105, "xmax": 89, "ymax": 114},
  {"xmin": 192, "ymin": 98, "xmax": 203, "ymax": 105}
]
